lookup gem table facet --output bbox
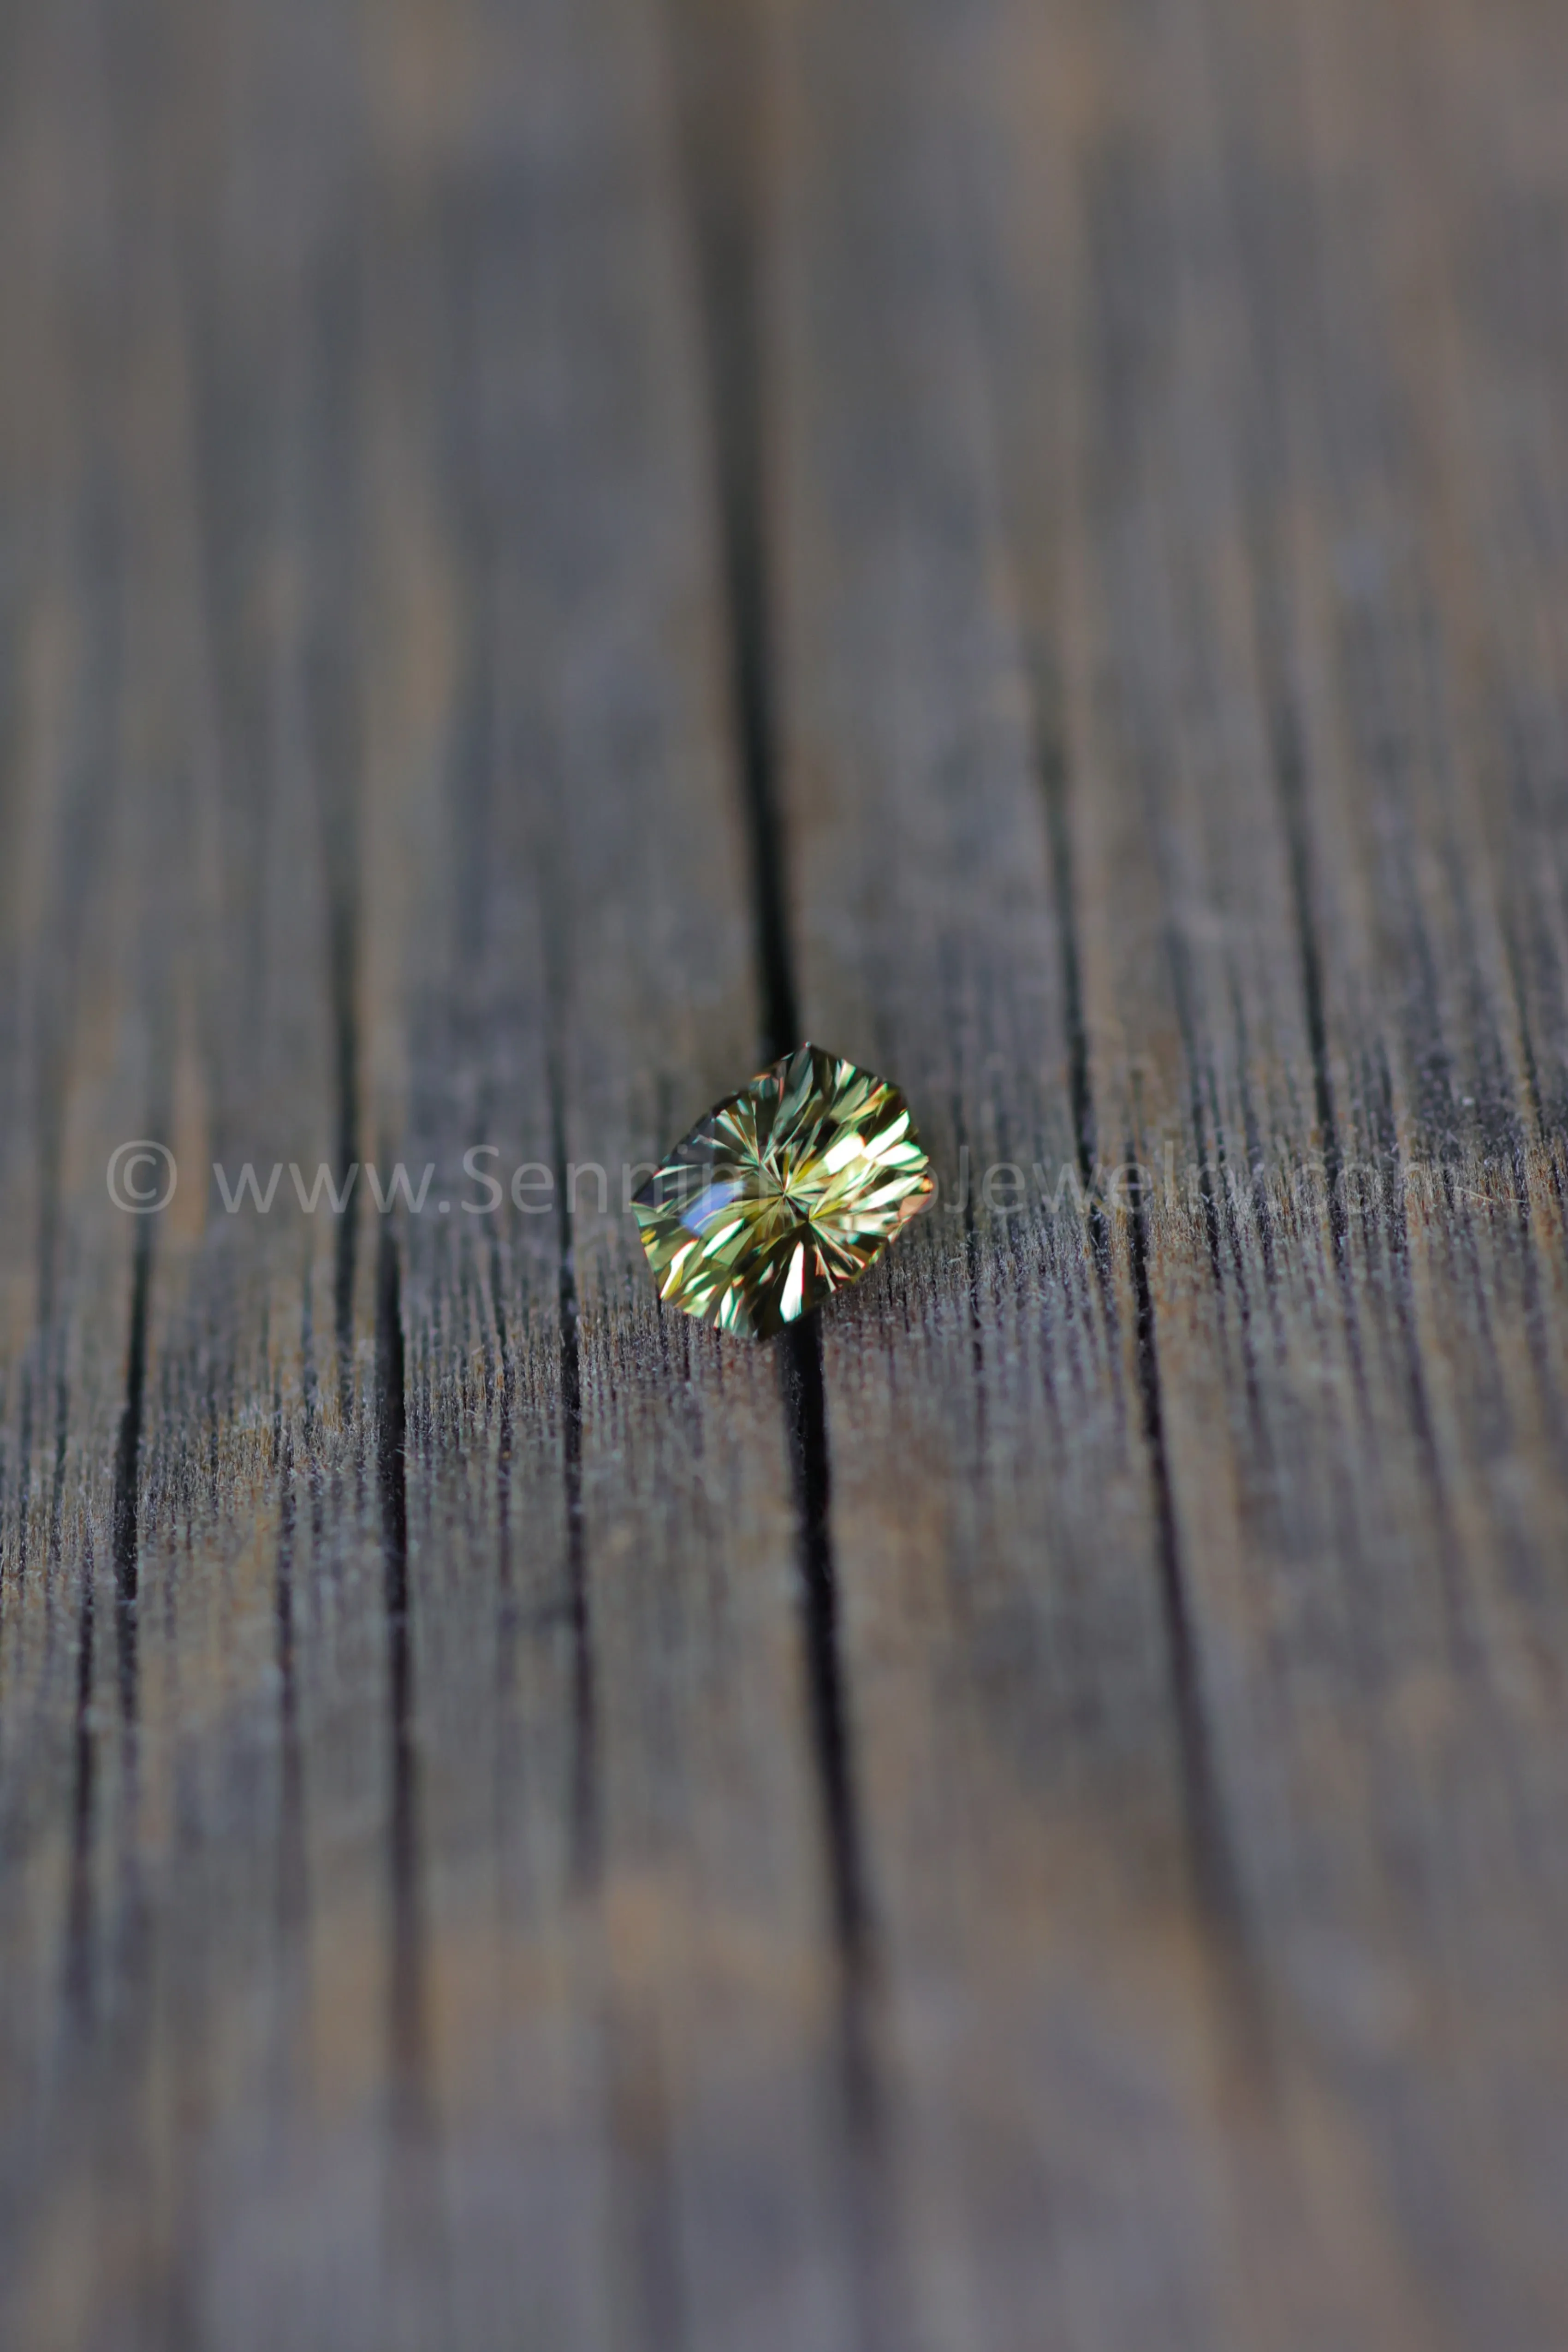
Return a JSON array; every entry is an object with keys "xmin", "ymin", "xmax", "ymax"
[{"xmin": 632, "ymin": 1045, "xmax": 936, "ymax": 1337}]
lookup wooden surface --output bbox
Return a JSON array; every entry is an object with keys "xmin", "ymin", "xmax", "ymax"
[{"xmin": 2, "ymin": 0, "xmax": 1568, "ymax": 2343}]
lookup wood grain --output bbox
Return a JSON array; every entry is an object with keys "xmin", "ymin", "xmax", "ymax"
[{"xmin": 2, "ymin": 0, "xmax": 1567, "ymax": 2344}]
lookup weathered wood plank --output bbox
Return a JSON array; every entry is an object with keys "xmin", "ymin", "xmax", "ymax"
[
  {"xmin": 2, "ymin": 1, "xmax": 830, "ymax": 2342},
  {"xmin": 753, "ymin": 5, "xmax": 1390, "ymax": 2345},
  {"xmin": 1, "ymin": 0, "xmax": 1567, "ymax": 2344},
  {"xmin": 347, "ymin": 2, "xmax": 856, "ymax": 2340},
  {"xmin": 976, "ymin": 0, "xmax": 1568, "ymax": 2341}
]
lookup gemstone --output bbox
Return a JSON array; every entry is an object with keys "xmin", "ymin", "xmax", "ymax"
[{"xmin": 632, "ymin": 1045, "xmax": 935, "ymax": 1336}]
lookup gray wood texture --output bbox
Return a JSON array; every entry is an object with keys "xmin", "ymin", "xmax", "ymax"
[{"xmin": 2, "ymin": 0, "xmax": 1568, "ymax": 2344}]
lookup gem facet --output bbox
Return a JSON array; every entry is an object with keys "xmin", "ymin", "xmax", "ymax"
[{"xmin": 632, "ymin": 1045, "xmax": 935, "ymax": 1337}]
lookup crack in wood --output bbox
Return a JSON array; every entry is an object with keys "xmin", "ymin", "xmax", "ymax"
[
  {"xmin": 668, "ymin": 0, "xmax": 879, "ymax": 2018},
  {"xmin": 668, "ymin": 35, "xmax": 899, "ymax": 2336},
  {"xmin": 1035, "ymin": 688, "xmax": 1117, "ymax": 1301},
  {"xmin": 274, "ymin": 1416, "xmax": 307, "ymax": 1935},
  {"xmin": 65, "ymin": 1524, "xmax": 97, "ymax": 2021},
  {"xmin": 376, "ymin": 1223, "xmax": 429, "ymax": 2139},
  {"xmin": 1124, "ymin": 1142, "xmax": 1263, "ymax": 2062},
  {"xmin": 112, "ymin": 1225, "xmax": 152, "ymax": 1730},
  {"xmin": 551, "ymin": 1070, "xmax": 599, "ymax": 1893}
]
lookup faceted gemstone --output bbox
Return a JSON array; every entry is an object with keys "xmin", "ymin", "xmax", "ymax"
[{"xmin": 632, "ymin": 1044, "xmax": 935, "ymax": 1337}]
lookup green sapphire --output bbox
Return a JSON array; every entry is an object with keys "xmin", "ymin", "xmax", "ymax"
[{"xmin": 632, "ymin": 1045, "xmax": 935, "ymax": 1337}]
